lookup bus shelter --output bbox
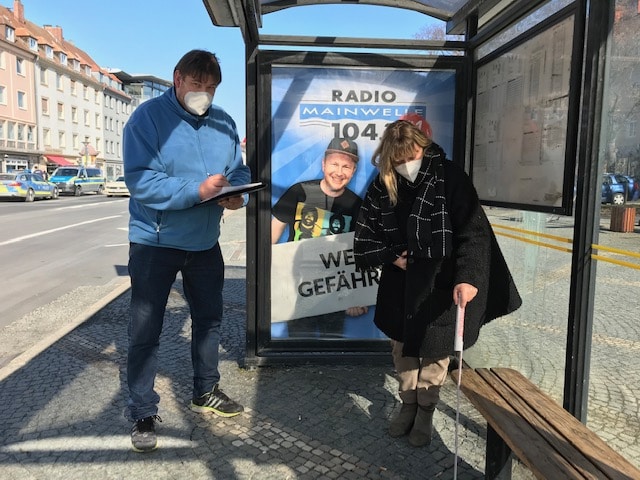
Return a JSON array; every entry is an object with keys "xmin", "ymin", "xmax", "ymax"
[{"xmin": 202, "ymin": 0, "xmax": 640, "ymax": 448}]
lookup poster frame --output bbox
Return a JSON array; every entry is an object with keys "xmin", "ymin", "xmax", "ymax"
[{"xmin": 253, "ymin": 50, "xmax": 467, "ymax": 359}]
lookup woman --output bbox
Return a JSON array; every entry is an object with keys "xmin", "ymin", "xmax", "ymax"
[{"xmin": 354, "ymin": 120, "xmax": 521, "ymax": 447}]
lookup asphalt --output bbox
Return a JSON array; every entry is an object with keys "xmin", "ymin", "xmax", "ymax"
[{"xmin": 0, "ymin": 206, "xmax": 635, "ymax": 479}]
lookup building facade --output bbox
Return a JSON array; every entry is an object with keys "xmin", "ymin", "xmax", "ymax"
[{"xmin": 0, "ymin": 0, "xmax": 154, "ymax": 177}]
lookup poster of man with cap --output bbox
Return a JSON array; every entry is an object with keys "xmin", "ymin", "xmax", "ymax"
[
  {"xmin": 269, "ymin": 63, "xmax": 457, "ymax": 340},
  {"xmin": 271, "ymin": 137, "xmax": 371, "ymax": 339}
]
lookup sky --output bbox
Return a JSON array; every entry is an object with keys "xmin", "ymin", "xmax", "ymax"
[{"xmin": 6, "ymin": 0, "xmax": 442, "ymax": 138}]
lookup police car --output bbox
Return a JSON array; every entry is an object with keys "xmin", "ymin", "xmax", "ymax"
[{"xmin": 49, "ymin": 166, "xmax": 105, "ymax": 195}]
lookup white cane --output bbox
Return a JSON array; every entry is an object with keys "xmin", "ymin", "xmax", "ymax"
[{"xmin": 453, "ymin": 294, "xmax": 465, "ymax": 480}]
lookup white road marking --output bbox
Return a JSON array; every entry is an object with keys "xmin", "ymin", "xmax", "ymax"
[{"xmin": 0, "ymin": 215, "xmax": 121, "ymax": 247}]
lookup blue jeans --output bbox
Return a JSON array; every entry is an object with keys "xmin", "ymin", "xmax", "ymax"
[{"xmin": 127, "ymin": 242, "xmax": 224, "ymax": 420}]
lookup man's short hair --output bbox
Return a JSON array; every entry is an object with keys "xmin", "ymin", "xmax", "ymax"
[{"xmin": 174, "ymin": 50, "xmax": 222, "ymax": 85}]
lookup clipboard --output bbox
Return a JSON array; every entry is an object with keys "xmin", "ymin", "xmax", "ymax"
[{"xmin": 199, "ymin": 181, "xmax": 266, "ymax": 206}]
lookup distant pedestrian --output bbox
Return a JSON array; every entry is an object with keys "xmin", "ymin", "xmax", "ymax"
[
  {"xmin": 354, "ymin": 120, "xmax": 521, "ymax": 447},
  {"xmin": 123, "ymin": 49, "xmax": 251, "ymax": 453}
]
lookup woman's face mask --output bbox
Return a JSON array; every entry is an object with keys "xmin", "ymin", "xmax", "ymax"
[
  {"xmin": 184, "ymin": 91, "xmax": 213, "ymax": 116},
  {"xmin": 394, "ymin": 158, "xmax": 422, "ymax": 182},
  {"xmin": 394, "ymin": 144, "xmax": 424, "ymax": 182}
]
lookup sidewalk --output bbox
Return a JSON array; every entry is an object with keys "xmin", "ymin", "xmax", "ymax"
[{"xmin": 0, "ymin": 209, "xmax": 490, "ymax": 480}]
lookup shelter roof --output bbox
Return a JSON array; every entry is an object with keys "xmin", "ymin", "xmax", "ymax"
[{"xmin": 202, "ymin": 0, "xmax": 512, "ymax": 37}]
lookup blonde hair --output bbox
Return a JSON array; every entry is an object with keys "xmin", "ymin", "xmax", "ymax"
[{"xmin": 371, "ymin": 120, "xmax": 432, "ymax": 205}]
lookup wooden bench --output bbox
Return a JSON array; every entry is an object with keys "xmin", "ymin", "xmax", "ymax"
[{"xmin": 451, "ymin": 367, "xmax": 640, "ymax": 479}]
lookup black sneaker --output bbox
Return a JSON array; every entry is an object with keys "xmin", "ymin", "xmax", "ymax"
[
  {"xmin": 190, "ymin": 384, "xmax": 244, "ymax": 417},
  {"xmin": 130, "ymin": 415, "xmax": 161, "ymax": 452}
]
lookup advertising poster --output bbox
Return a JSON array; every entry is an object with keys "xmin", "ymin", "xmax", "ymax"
[{"xmin": 270, "ymin": 64, "xmax": 457, "ymax": 340}]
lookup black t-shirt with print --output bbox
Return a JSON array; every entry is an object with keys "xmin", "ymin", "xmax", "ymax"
[{"xmin": 272, "ymin": 180, "xmax": 362, "ymax": 242}]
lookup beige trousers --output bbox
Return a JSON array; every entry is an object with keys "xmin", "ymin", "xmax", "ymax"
[{"xmin": 391, "ymin": 340, "xmax": 450, "ymax": 406}]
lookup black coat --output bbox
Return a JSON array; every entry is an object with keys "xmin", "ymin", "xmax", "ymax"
[{"xmin": 354, "ymin": 155, "xmax": 521, "ymax": 358}]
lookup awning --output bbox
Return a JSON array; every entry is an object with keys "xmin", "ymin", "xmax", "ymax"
[{"xmin": 45, "ymin": 155, "xmax": 75, "ymax": 166}]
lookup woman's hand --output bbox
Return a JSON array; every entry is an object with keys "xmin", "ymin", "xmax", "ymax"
[
  {"xmin": 392, "ymin": 250, "xmax": 408, "ymax": 270},
  {"xmin": 453, "ymin": 282, "xmax": 478, "ymax": 309}
]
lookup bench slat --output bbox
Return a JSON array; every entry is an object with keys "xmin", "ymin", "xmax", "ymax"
[
  {"xmin": 476, "ymin": 368, "xmax": 604, "ymax": 480},
  {"xmin": 492, "ymin": 368, "xmax": 640, "ymax": 480},
  {"xmin": 456, "ymin": 368, "xmax": 586, "ymax": 479}
]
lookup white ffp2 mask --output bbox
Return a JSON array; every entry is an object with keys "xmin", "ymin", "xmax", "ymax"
[
  {"xmin": 395, "ymin": 159, "xmax": 422, "ymax": 182},
  {"xmin": 184, "ymin": 91, "xmax": 213, "ymax": 116}
]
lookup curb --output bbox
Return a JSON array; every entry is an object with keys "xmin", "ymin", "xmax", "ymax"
[{"xmin": 0, "ymin": 278, "xmax": 131, "ymax": 382}]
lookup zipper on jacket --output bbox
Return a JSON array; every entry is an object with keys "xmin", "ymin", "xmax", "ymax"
[{"xmin": 155, "ymin": 211, "xmax": 163, "ymax": 244}]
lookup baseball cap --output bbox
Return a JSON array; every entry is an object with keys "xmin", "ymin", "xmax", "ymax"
[{"xmin": 325, "ymin": 138, "xmax": 359, "ymax": 162}]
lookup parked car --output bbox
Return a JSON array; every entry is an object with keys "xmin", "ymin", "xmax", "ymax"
[
  {"xmin": 623, "ymin": 175, "xmax": 639, "ymax": 201},
  {"xmin": 0, "ymin": 172, "xmax": 59, "ymax": 202},
  {"xmin": 49, "ymin": 166, "xmax": 105, "ymax": 195},
  {"xmin": 601, "ymin": 173, "xmax": 633, "ymax": 205},
  {"xmin": 105, "ymin": 175, "xmax": 130, "ymax": 197}
]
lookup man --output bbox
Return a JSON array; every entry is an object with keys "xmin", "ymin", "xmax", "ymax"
[
  {"xmin": 123, "ymin": 49, "xmax": 251, "ymax": 453},
  {"xmin": 271, "ymin": 138, "xmax": 367, "ymax": 337}
]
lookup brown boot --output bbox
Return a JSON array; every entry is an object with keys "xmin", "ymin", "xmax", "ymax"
[
  {"xmin": 408, "ymin": 404, "xmax": 436, "ymax": 447},
  {"xmin": 389, "ymin": 402, "xmax": 418, "ymax": 438}
]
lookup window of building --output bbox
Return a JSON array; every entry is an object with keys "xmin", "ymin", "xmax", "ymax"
[
  {"xmin": 71, "ymin": 106, "xmax": 78, "ymax": 123},
  {"xmin": 0, "ymin": 85, "xmax": 5, "ymax": 105},
  {"xmin": 40, "ymin": 67, "xmax": 48, "ymax": 85},
  {"xmin": 628, "ymin": 120, "xmax": 637, "ymax": 138},
  {"xmin": 72, "ymin": 133, "xmax": 79, "ymax": 150},
  {"xmin": 45, "ymin": 45, "xmax": 53, "ymax": 58},
  {"xmin": 0, "ymin": 51, "xmax": 4, "ymax": 69},
  {"xmin": 41, "ymin": 97, "xmax": 49, "ymax": 115},
  {"xmin": 83, "ymin": 85, "xmax": 89, "ymax": 100},
  {"xmin": 17, "ymin": 91, "xmax": 26, "ymax": 109},
  {"xmin": 95, "ymin": 113, "xmax": 101, "ymax": 129},
  {"xmin": 28, "ymin": 37, "xmax": 37, "ymax": 51},
  {"xmin": 17, "ymin": 124, "xmax": 24, "ymax": 141},
  {"xmin": 16, "ymin": 58, "xmax": 25, "ymax": 76},
  {"xmin": 43, "ymin": 128, "xmax": 51, "ymax": 146},
  {"xmin": 84, "ymin": 110, "xmax": 90, "ymax": 126},
  {"xmin": 57, "ymin": 102, "xmax": 64, "ymax": 120},
  {"xmin": 56, "ymin": 73, "xmax": 63, "ymax": 91},
  {"xmin": 27, "ymin": 125, "xmax": 34, "ymax": 143},
  {"xmin": 5, "ymin": 26, "xmax": 14, "ymax": 42},
  {"xmin": 70, "ymin": 80, "xmax": 76, "ymax": 95},
  {"xmin": 59, "ymin": 52, "xmax": 67, "ymax": 66},
  {"xmin": 58, "ymin": 131, "xmax": 66, "ymax": 148}
]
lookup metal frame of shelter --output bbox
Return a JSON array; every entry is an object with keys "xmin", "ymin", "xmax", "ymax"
[{"xmin": 202, "ymin": 0, "xmax": 612, "ymax": 422}]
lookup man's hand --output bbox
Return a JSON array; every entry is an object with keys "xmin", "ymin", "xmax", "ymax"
[
  {"xmin": 346, "ymin": 306, "xmax": 368, "ymax": 317},
  {"xmin": 199, "ymin": 173, "xmax": 229, "ymax": 200},
  {"xmin": 218, "ymin": 195, "xmax": 244, "ymax": 210}
]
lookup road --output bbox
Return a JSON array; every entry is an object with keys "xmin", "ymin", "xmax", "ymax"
[{"xmin": 0, "ymin": 194, "xmax": 130, "ymax": 367}]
